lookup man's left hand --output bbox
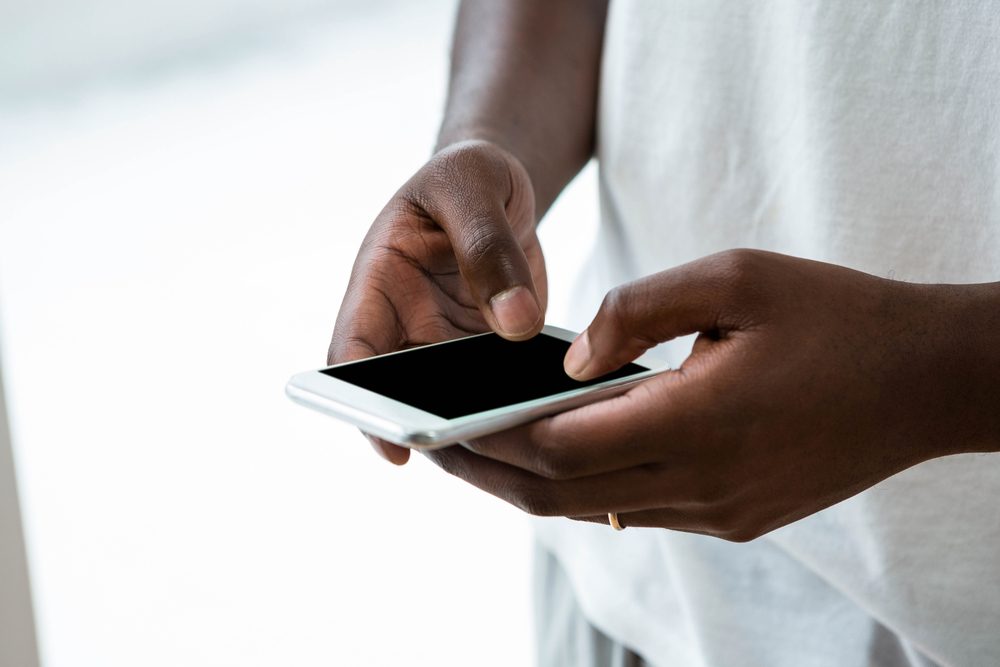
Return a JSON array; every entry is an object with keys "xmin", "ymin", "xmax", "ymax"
[{"xmin": 422, "ymin": 249, "xmax": 999, "ymax": 541}]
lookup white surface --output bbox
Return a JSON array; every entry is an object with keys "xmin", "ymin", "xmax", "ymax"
[{"xmin": 0, "ymin": 2, "xmax": 599, "ymax": 665}]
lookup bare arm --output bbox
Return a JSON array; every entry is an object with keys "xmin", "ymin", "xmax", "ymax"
[{"xmin": 438, "ymin": 0, "xmax": 609, "ymax": 217}]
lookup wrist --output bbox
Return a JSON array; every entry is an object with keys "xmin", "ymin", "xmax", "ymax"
[
  {"xmin": 916, "ymin": 281, "xmax": 1000, "ymax": 457},
  {"xmin": 434, "ymin": 125, "xmax": 508, "ymax": 157}
]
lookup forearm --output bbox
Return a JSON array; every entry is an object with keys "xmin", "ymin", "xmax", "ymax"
[{"xmin": 437, "ymin": 0, "xmax": 608, "ymax": 217}]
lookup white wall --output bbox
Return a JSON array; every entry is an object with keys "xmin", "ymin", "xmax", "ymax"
[
  {"xmin": 0, "ymin": 0, "xmax": 600, "ymax": 665},
  {"xmin": 0, "ymin": 0, "xmax": 396, "ymax": 100}
]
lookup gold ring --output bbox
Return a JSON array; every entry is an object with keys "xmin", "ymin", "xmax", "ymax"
[{"xmin": 608, "ymin": 512, "xmax": 625, "ymax": 531}]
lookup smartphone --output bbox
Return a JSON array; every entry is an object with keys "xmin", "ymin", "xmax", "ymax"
[{"xmin": 285, "ymin": 325, "xmax": 669, "ymax": 449}]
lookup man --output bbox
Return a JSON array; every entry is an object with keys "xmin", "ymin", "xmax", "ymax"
[{"xmin": 329, "ymin": 2, "xmax": 1000, "ymax": 665}]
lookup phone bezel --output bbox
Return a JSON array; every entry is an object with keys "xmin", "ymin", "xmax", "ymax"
[{"xmin": 285, "ymin": 325, "xmax": 670, "ymax": 449}]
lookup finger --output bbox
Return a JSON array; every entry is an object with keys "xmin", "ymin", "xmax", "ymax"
[
  {"xmin": 327, "ymin": 273, "xmax": 405, "ymax": 366},
  {"xmin": 573, "ymin": 509, "xmax": 759, "ymax": 541},
  {"xmin": 417, "ymin": 142, "xmax": 543, "ymax": 340},
  {"xmin": 328, "ymin": 281, "xmax": 410, "ymax": 464},
  {"xmin": 461, "ymin": 377, "xmax": 688, "ymax": 479},
  {"xmin": 564, "ymin": 250, "xmax": 757, "ymax": 380},
  {"xmin": 421, "ymin": 445, "xmax": 684, "ymax": 518},
  {"xmin": 571, "ymin": 512, "xmax": 715, "ymax": 538},
  {"xmin": 365, "ymin": 433, "xmax": 410, "ymax": 465}
]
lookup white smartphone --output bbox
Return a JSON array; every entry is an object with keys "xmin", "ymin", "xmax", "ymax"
[{"xmin": 285, "ymin": 325, "xmax": 669, "ymax": 449}]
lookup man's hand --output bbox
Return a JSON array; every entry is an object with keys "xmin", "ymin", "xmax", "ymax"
[
  {"xmin": 328, "ymin": 140, "xmax": 546, "ymax": 464},
  {"xmin": 328, "ymin": 0, "xmax": 606, "ymax": 464},
  {"xmin": 423, "ymin": 250, "xmax": 1000, "ymax": 540}
]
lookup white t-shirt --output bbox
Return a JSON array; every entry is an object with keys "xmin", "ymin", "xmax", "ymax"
[{"xmin": 536, "ymin": 2, "xmax": 1000, "ymax": 665}]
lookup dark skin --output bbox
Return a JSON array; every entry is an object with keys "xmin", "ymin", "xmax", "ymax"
[
  {"xmin": 329, "ymin": 0, "xmax": 1000, "ymax": 540},
  {"xmin": 329, "ymin": 0, "xmax": 607, "ymax": 460}
]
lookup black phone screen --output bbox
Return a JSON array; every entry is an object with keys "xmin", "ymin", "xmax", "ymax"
[{"xmin": 321, "ymin": 332, "xmax": 648, "ymax": 419}]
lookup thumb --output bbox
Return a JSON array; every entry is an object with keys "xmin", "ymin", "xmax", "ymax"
[
  {"xmin": 420, "ymin": 141, "xmax": 544, "ymax": 340},
  {"xmin": 564, "ymin": 257, "xmax": 740, "ymax": 380}
]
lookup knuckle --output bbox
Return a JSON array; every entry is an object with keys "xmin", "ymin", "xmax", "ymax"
[
  {"xmin": 710, "ymin": 248, "xmax": 763, "ymax": 295},
  {"xmin": 398, "ymin": 152, "xmax": 503, "ymax": 230},
  {"xmin": 600, "ymin": 283, "xmax": 659, "ymax": 351},
  {"xmin": 437, "ymin": 140, "xmax": 508, "ymax": 176},
  {"xmin": 327, "ymin": 334, "xmax": 378, "ymax": 365},
  {"xmin": 600, "ymin": 285, "xmax": 638, "ymax": 332},
  {"xmin": 716, "ymin": 247, "xmax": 759, "ymax": 272},
  {"xmin": 720, "ymin": 525, "xmax": 764, "ymax": 543},
  {"xmin": 601, "ymin": 285, "xmax": 628, "ymax": 318},
  {"xmin": 462, "ymin": 221, "xmax": 507, "ymax": 269},
  {"xmin": 397, "ymin": 167, "xmax": 442, "ymax": 216},
  {"xmin": 428, "ymin": 143, "xmax": 508, "ymax": 199}
]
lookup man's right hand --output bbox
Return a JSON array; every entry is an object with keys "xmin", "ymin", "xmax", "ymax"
[{"xmin": 327, "ymin": 140, "xmax": 547, "ymax": 464}]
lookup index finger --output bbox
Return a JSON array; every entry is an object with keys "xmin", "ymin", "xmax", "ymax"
[
  {"xmin": 327, "ymin": 286, "xmax": 403, "ymax": 365},
  {"xmin": 326, "ymin": 267, "xmax": 411, "ymax": 464}
]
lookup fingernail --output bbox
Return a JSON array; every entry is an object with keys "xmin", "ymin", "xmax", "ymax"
[
  {"xmin": 564, "ymin": 331, "xmax": 591, "ymax": 379},
  {"xmin": 490, "ymin": 286, "xmax": 540, "ymax": 338}
]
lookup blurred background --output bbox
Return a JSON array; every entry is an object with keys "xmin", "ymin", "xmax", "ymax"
[{"xmin": 0, "ymin": 1, "xmax": 599, "ymax": 665}]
